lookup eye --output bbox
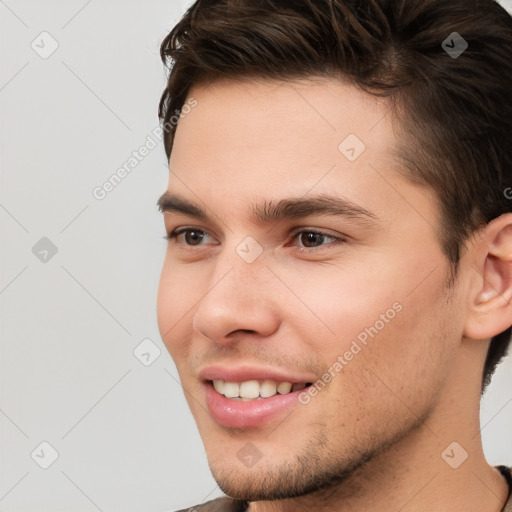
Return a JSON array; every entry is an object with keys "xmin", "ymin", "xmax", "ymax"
[
  {"xmin": 163, "ymin": 227, "xmax": 214, "ymax": 246},
  {"xmin": 288, "ymin": 229, "xmax": 345, "ymax": 249}
]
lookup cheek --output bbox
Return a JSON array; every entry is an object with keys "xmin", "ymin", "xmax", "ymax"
[
  {"xmin": 286, "ymin": 259, "xmax": 456, "ymax": 391},
  {"xmin": 280, "ymin": 262, "xmax": 405, "ymax": 352},
  {"xmin": 319, "ymin": 283, "xmax": 457, "ymax": 426},
  {"xmin": 156, "ymin": 258, "xmax": 199, "ymax": 358}
]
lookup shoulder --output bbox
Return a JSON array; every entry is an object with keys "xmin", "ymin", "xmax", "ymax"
[{"xmin": 174, "ymin": 496, "xmax": 249, "ymax": 512}]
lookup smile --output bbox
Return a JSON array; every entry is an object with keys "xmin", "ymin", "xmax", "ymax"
[{"xmin": 211, "ymin": 379, "xmax": 313, "ymax": 400}]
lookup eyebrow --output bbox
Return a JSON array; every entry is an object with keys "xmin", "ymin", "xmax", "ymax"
[{"xmin": 156, "ymin": 192, "xmax": 378, "ymax": 226}]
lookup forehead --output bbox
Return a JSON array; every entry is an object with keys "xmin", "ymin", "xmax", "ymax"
[
  {"xmin": 173, "ymin": 76, "xmax": 395, "ymax": 167},
  {"xmin": 171, "ymin": 78, "xmax": 395, "ymax": 182}
]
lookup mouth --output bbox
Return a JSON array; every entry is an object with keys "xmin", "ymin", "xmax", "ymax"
[
  {"xmin": 202, "ymin": 378, "xmax": 314, "ymax": 428},
  {"xmin": 209, "ymin": 379, "xmax": 313, "ymax": 401}
]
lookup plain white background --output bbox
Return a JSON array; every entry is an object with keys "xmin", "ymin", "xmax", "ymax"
[{"xmin": 1, "ymin": 1, "xmax": 511, "ymax": 511}]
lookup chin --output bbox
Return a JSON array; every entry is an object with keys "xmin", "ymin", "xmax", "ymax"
[{"xmin": 206, "ymin": 439, "xmax": 370, "ymax": 502}]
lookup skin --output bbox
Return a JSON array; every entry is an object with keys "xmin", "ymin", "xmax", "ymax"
[{"xmin": 156, "ymin": 77, "xmax": 512, "ymax": 511}]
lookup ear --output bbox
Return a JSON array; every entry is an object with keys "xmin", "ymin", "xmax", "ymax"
[{"xmin": 464, "ymin": 214, "xmax": 512, "ymax": 340}]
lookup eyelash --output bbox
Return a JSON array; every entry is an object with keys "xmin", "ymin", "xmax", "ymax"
[{"xmin": 162, "ymin": 227, "xmax": 346, "ymax": 250}]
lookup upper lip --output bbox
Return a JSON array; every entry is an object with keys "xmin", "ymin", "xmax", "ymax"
[{"xmin": 198, "ymin": 364, "xmax": 315, "ymax": 384}]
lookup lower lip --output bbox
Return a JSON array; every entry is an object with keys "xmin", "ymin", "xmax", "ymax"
[{"xmin": 203, "ymin": 382, "xmax": 306, "ymax": 428}]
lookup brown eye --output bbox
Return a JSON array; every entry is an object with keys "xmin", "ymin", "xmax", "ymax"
[
  {"xmin": 165, "ymin": 228, "xmax": 212, "ymax": 246},
  {"xmin": 299, "ymin": 232, "xmax": 328, "ymax": 248},
  {"xmin": 290, "ymin": 229, "xmax": 345, "ymax": 249},
  {"xmin": 182, "ymin": 229, "xmax": 206, "ymax": 245}
]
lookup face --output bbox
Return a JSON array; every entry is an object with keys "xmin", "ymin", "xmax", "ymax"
[{"xmin": 156, "ymin": 77, "xmax": 466, "ymax": 500}]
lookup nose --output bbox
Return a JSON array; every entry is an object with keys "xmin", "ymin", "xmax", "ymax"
[{"xmin": 192, "ymin": 249, "xmax": 280, "ymax": 346}]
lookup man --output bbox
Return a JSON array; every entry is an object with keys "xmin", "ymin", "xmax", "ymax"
[{"xmin": 156, "ymin": 0, "xmax": 512, "ymax": 510}]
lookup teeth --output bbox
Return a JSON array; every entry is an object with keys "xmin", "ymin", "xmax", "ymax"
[
  {"xmin": 212, "ymin": 380, "xmax": 224, "ymax": 393},
  {"xmin": 212, "ymin": 379, "xmax": 308, "ymax": 399},
  {"xmin": 277, "ymin": 382, "xmax": 292, "ymax": 394},
  {"xmin": 260, "ymin": 380, "xmax": 277, "ymax": 398},
  {"xmin": 223, "ymin": 382, "xmax": 240, "ymax": 398},
  {"xmin": 239, "ymin": 380, "xmax": 260, "ymax": 399}
]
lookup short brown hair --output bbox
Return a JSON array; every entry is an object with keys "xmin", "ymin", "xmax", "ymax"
[{"xmin": 158, "ymin": 0, "xmax": 512, "ymax": 393}]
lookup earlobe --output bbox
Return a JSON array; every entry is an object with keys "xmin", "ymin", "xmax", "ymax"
[{"xmin": 464, "ymin": 215, "xmax": 512, "ymax": 340}]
